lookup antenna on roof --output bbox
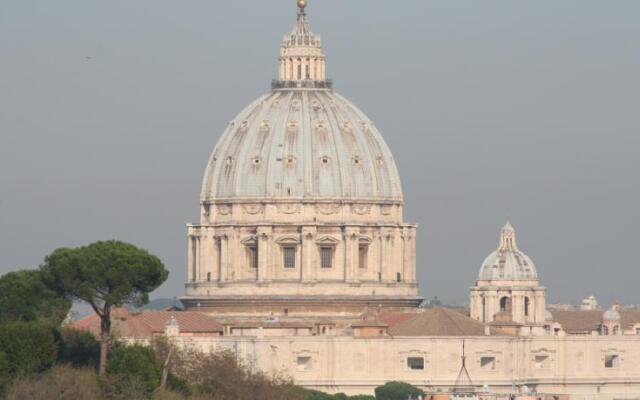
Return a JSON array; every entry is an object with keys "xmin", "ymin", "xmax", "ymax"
[{"xmin": 453, "ymin": 339, "xmax": 475, "ymax": 394}]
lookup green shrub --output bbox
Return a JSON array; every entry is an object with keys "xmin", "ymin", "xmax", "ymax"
[
  {"xmin": 374, "ymin": 381, "xmax": 425, "ymax": 400},
  {"xmin": 303, "ymin": 388, "xmax": 338, "ymax": 400},
  {"xmin": 107, "ymin": 344, "xmax": 162, "ymax": 393},
  {"xmin": 58, "ymin": 328, "xmax": 100, "ymax": 369},
  {"xmin": 350, "ymin": 396, "xmax": 376, "ymax": 400},
  {"xmin": 0, "ymin": 270, "xmax": 71, "ymax": 326},
  {"xmin": 166, "ymin": 373, "xmax": 191, "ymax": 396},
  {"xmin": 0, "ymin": 321, "xmax": 58, "ymax": 376},
  {"xmin": 0, "ymin": 352, "xmax": 10, "ymax": 395}
]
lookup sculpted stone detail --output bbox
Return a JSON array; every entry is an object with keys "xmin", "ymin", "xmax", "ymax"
[
  {"xmin": 315, "ymin": 203, "xmax": 340, "ymax": 215},
  {"xmin": 242, "ymin": 204, "xmax": 264, "ymax": 215},
  {"xmin": 351, "ymin": 204, "xmax": 371, "ymax": 215},
  {"xmin": 277, "ymin": 203, "xmax": 301, "ymax": 214},
  {"xmin": 216, "ymin": 204, "xmax": 232, "ymax": 216},
  {"xmin": 380, "ymin": 205, "xmax": 393, "ymax": 215}
]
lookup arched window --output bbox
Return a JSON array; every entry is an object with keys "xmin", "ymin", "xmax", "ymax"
[
  {"xmin": 524, "ymin": 297, "xmax": 530, "ymax": 317},
  {"xmin": 613, "ymin": 325, "xmax": 620, "ymax": 335},
  {"xmin": 500, "ymin": 296, "xmax": 511, "ymax": 313},
  {"xmin": 297, "ymin": 58, "xmax": 302, "ymax": 80},
  {"xmin": 396, "ymin": 272, "xmax": 402, "ymax": 282},
  {"xmin": 602, "ymin": 325, "xmax": 609, "ymax": 336}
]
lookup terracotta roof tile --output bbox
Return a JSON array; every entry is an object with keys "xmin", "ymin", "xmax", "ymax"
[
  {"xmin": 68, "ymin": 308, "xmax": 224, "ymax": 338},
  {"xmin": 385, "ymin": 308, "xmax": 509, "ymax": 337},
  {"xmin": 550, "ymin": 309, "xmax": 640, "ymax": 333}
]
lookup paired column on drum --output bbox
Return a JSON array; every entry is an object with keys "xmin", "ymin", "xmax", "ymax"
[
  {"xmin": 301, "ymin": 226, "xmax": 317, "ymax": 282},
  {"xmin": 257, "ymin": 226, "xmax": 273, "ymax": 282},
  {"xmin": 344, "ymin": 227, "xmax": 360, "ymax": 283}
]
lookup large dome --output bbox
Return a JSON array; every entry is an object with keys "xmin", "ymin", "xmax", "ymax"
[
  {"xmin": 183, "ymin": 2, "xmax": 420, "ymax": 314},
  {"xmin": 200, "ymin": 90, "xmax": 402, "ymax": 203},
  {"xmin": 478, "ymin": 221, "xmax": 538, "ymax": 281}
]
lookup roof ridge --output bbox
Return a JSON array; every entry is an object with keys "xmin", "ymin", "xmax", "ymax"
[{"xmin": 438, "ymin": 308, "xmax": 470, "ymax": 335}]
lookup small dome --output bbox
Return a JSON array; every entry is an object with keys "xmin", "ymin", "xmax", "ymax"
[
  {"xmin": 603, "ymin": 308, "xmax": 621, "ymax": 321},
  {"xmin": 545, "ymin": 310, "xmax": 553, "ymax": 322},
  {"xmin": 478, "ymin": 221, "xmax": 538, "ymax": 281}
]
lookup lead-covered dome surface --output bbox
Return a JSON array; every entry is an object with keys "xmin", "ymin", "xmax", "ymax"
[
  {"xmin": 478, "ymin": 221, "xmax": 538, "ymax": 281},
  {"xmin": 200, "ymin": 90, "xmax": 403, "ymax": 203},
  {"xmin": 200, "ymin": 3, "xmax": 402, "ymax": 204}
]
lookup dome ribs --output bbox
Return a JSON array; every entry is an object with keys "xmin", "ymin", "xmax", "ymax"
[{"xmin": 201, "ymin": 90, "xmax": 404, "ymax": 203}]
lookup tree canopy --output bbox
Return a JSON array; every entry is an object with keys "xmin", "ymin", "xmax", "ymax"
[
  {"xmin": 374, "ymin": 381, "xmax": 425, "ymax": 400},
  {"xmin": 0, "ymin": 270, "xmax": 71, "ymax": 325},
  {"xmin": 41, "ymin": 241, "xmax": 168, "ymax": 312},
  {"xmin": 41, "ymin": 240, "xmax": 169, "ymax": 374}
]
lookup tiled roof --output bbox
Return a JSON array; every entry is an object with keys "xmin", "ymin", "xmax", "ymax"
[
  {"xmin": 384, "ymin": 307, "xmax": 509, "ymax": 337},
  {"xmin": 550, "ymin": 310, "xmax": 640, "ymax": 333},
  {"xmin": 69, "ymin": 308, "xmax": 224, "ymax": 338},
  {"xmin": 229, "ymin": 321, "xmax": 313, "ymax": 329},
  {"xmin": 621, "ymin": 310, "xmax": 640, "ymax": 329}
]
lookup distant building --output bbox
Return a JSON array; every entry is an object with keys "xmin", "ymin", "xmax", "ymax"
[{"xmin": 581, "ymin": 296, "xmax": 600, "ymax": 311}]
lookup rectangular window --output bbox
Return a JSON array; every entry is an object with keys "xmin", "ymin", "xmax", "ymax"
[
  {"xmin": 480, "ymin": 356, "xmax": 496, "ymax": 370},
  {"xmin": 248, "ymin": 246, "xmax": 258, "ymax": 269},
  {"xmin": 636, "ymin": 328, "xmax": 640, "ymax": 335},
  {"xmin": 535, "ymin": 355, "xmax": 550, "ymax": 369},
  {"xmin": 297, "ymin": 356, "xmax": 312, "ymax": 371},
  {"xmin": 359, "ymin": 245, "xmax": 368, "ymax": 269},
  {"xmin": 605, "ymin": 354, "xmax": 619, "ymax": 369},
  {"xmin": 407, "ymin": 357, "xmax": 424, "ymax": 370},
  {"xmin": 283, "ymin": 247, "xmax": 296, "ymax": 269},
  {"xmin": 320, "ymin": 247, "xmax": 333, "ymax": 269}
]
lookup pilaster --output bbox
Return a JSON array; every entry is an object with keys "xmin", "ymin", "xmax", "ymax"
[
  {"xmin": 301, "ymin": 226, "xmax": 317, "ymax": 282},
  {"xmin": 344, "ymin": 226, "xmax": 360, "ymax": 283},
  {"xmin": 257, "ymin": 226, "xmax": 273, "ymax": 282}
]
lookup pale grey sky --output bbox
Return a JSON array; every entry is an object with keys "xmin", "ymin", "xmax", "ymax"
[{"xmin": 1, "ymin": 0, "xmax": 639, "ymax": 306}]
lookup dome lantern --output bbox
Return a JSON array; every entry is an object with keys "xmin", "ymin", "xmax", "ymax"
[
  {"xmin": 477, "ymin": 221, "xmax": 538, "ymax": 282},
  {"xmin": 274, "ymin": 0, "xmax": 330, "ymax": 89}
]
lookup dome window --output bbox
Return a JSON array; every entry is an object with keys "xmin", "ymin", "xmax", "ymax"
[
  {"xmin": 285, "ymin": 155, "xmax": 296, "ymax": 165},
  {"xmin": 251, "ymin": 157, "xmax": 262, "ymax": 166},
  {"xmin": 376, "ymin": 156, "xmax": 384, "ymax": 166},
  {"xmin": 226, "ymin": 157, "xmax": 234, "ymax": 166},
  {"xmin": 321, "ymin": 156, "xmax": 330, "ymax": 165},
  {"xmin": 353, "ymin": 157, "xmax": 362, "ymax": 166}
]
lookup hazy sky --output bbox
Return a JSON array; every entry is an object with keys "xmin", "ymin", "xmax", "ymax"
[{"xmin": 1, "ymin": 0, "xmax": 639, "ymax": 306}]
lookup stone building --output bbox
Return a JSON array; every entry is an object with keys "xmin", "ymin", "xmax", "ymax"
[
  {"xmin": 71, "ymin": 2, "xmax": 640, "ymax": 398},
  {"xmin": 182, "ymin": 0, "xmax": 419, "ymax": 318},
  {"xmin": 469, "ymin": 222, "xmax": 547, "ymax": 336}
]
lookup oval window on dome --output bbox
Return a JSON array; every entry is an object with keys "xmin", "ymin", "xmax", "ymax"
[{"xmin": 320, "ymin": 156, "xmax": 330, "ymax": 165}]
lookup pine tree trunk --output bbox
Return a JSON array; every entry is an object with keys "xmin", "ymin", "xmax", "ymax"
[
  {"xmin": 98, "ymin": 306, "xmax": 111, "ymax": 375},
  {"xmin": 161, "ymin": 347, "xmax": 173, "ymax": 389}
]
